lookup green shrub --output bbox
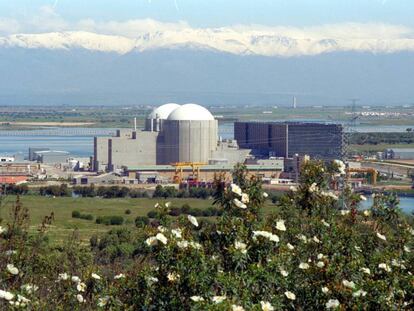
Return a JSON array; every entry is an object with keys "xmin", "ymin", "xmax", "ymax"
[
  {"xmin": 125, "ymin": 209, "xmax": 132, "ymax": 215},
  {"xmin": 135, "ymin": 216, "xmax": 149, "ymax": 227},
  {"xmin": 71, "ymin": 210, "xmax": 81, "ymax": 218},
  {"xmin": 96, "ymin": 215, "xmax": 124, "ymax": 225},
  {"xmin": 147, "ymin": 210, "xmax": 158, "ymax": 219}
]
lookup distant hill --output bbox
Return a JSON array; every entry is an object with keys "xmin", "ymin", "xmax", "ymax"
[{"xmin": 0, "ymin": 37, "xmax": 413, "ymax": 106}]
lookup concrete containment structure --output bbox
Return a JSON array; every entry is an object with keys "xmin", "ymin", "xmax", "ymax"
[
  {"xmin": 162, "ymin": 104, "xmax": 218, "ymax": 163},
  {"xmin": 145, "ymin": 103, "xmax": 180, "ymax": 132}
]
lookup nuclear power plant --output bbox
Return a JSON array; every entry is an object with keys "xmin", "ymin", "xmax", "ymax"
[
  {"xmin": 90, "ymin": 103, "xmax": 345, "ymax": 185},
  {"xmin": 93, "ymin": 103, "xmax": 247, "ymax": 172}
]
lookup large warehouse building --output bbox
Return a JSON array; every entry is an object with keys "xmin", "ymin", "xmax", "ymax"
[
  {"xmin": 93, "ymin": 103, "xmax": 248, "ymax": 172},
  {"xmin": 234, "ymin": 121, "xmax": 344, "ymax": 160}
]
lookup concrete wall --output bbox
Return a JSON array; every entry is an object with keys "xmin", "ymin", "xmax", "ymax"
[
  {"xmin": 94, "ymin": 137, "xmax": 110, "ymax": 172},
  {"xmin": 108, "ymin": 131, "xmax": 158, "ymax": 170},
  {"xmin": 163, "ymin": 120, "xmax": 218, "ymax": 164}
]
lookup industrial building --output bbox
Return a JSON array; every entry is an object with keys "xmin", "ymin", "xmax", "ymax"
[
  {"xmin": 383, "ymin": 148, "xmax": 414, "ymax": 160},
  {"xmin": 94, "ymin": 103, "xmax": 250, "ymax": 172},
  {"xmin": 234, "ymin": 121, "xmax": 344, "ymax": 160}
]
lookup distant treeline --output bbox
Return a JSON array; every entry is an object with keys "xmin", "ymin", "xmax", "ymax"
[
  {"xmin": 33, "ymin": 184, "xmax": 214, "ymax": 199},
  {"xmin": 349, "ymin": 132, "xmax": 414, "ymax": 145}
]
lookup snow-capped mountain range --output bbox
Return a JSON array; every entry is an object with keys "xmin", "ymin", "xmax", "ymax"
[{"xmin": 1, "ymin": 28, "xmax": 414, "ymax": 56}]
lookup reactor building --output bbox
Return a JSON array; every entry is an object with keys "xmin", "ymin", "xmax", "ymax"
[{"xmin": 93, "ymin": 103, "xmax": 247, "ymax": 172}]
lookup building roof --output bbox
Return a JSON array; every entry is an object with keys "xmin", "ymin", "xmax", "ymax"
[
  {"xmin": 167, "ymin": 103, "xmax": 215, "ymax": 121},
  {"xmin": 387, "ymin": 148, "xmax": 414, "ymax": 153},
  {"xmin": 148, "ymin": 103, "xmax": 180, "ymax": 119},
  {"xmin": 126, "ymin": 164, "xmax": 282, "ymax": 171}
]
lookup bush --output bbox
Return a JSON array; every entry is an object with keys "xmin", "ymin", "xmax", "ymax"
[
  {"xmin": 96, "ymin": 215, "xmax": 124, "ymax": 225},
  {"xmin": 180, "ymin": 203, "xmax": 191, "ymax": 214},
  {"xmin": 135, "ymin": 216, "xmax": 149, "ymax": 227},
  {"xmin": 71, "ymin": 210, "xmax": 81, "ymax": 218},
  {"xmin": 168, "ymin": 207, "xmax": 182, "ymax": 217},
  {"xmin": 147, "ymin": 210, "xmax": 159, "ymax": 219},
  {"xmin": 125, "ymin": 209, "xmax": 132, "ymax": 215}
]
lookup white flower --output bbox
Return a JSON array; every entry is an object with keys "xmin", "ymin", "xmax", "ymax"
[
  {"xmin": 289, "ymin": 186, "xmax": 298, "ymax": 192},
  {"xmin": 76, "ymin": 294, "xmax": 84, "ymax": 303},
  {"xmin": 299, "ymin": 263, "xmax": 310, "ymax": 270},
  {"xmin": 154, "ymin": 203, "xmax": 160, "ymax": 208},
  {"xmin": 233, "ymin": 198, "xmax": 247, "ymax": 209},
  {"xmin": 0, "ymin": 226, "xmax": 6, "ymax": 234},
  {"xmin": 408, "ymin": 227, "xmax": 414, "ymax": 235},
  {"xmin": 156, "ymin": 233, "xmax": 168, "ymax": 245},
  {"xmin": 71, "ymin": 276, "xmax": 80, "ymax": 283},
  {"xmin": 378, "ymin": 263, "xmax": 391, "ymax": 272},
  {"xmin": 212, "ymin": 296, "xmax": 226, "ymax": 303},
  {"xmin": 317, "ymin": 253, "xmax": 324, "ymax": 260},
  {"xmin": 284, "ymin": 291, "xmax": 296, "ymax": 301},
  {"xmin": 231, "ymin": 184, "xmax": 242, "ymax": 196},
  {"xmin": 287, "ymin": 243, "xmax": 295, "ymax": 250},
  {"xmin": 280, "ymin": 269, "xmax": 289, "ymax": 277},
  {"xmin": 321, "ymin": 191, "xmax": 338, "ymax": 200},
  {"xmin": 188, "ymin": 215, "xmax": 199, "ymax": 227},
  {"xmin": 6, "ymin": 264, "xmax": 19, "ymax": 275},
  {"xmin": 165, "ymin": 202, "xmax": 172, "ymax": 208},
  {"xmin": 363, "ymin": 210, "xmax": 370, "ymax": 216},
  {"xmin": 91, "ymin": 273, "xmax": 101, "ymax": 280},
  {"xmin": 77, "ymin": 282, "xmax": 86, "ymax": 292},
  {"xmin": 322, "ymin": 287, "xmax": 329, "ymax": 294},
  {"xmin": 234, "ymin": 241, "xmax": 247, "ymax": 254},
  {"xmin": 326, "ymin": 299, "xmax": 340, "ymax": 309},
  {"xmin": 5, "ymin": 250, "xmax": 16, "ymax": 256},
  {"xmin": 0, "ymin": 289, "xmax": 14, "ymax": 301},
  {"xmin": 98, "ymin": 296, "xmax": 110, "ymax": 307},
  {"xmin": 309, "ymin": 182, "xmax": 318, "ymax": 193},
  {"xmin": 334, "ymin": 159, "xmax": 346, "ymax": 175},
  {"xmin": 353, "ymin": 290, "xmax": 367, "ymax": 297},
  {"xmin": 263, "ymin": 192, "xmax": 269, "ymax": 198},
  {"xmin": 354, "ymin": 245, "xmax": 362, "ymax": 252},
  {"xmin": 171, "ymin": 228, "xmax": 182, "ymax": 239},
  {"xmin": 58, "ymin": 273, "xmax": 69, "ymax": 281},
  {"xmin": 241, "ymin": 193, "xmax": 249, "ymax": 204},
  {"xmin": 146, "ymin": 276, "xmax": 158, "ymax": 285},
  {"xmin": 342, "ymin": 280, "xmax": 355, "ymax": 289},
  {"xmin": 21, "ymin": 284, "xmax": 38, "ymax": 294},
  {"xmin": 360, "ymin": 195, "xmax": 367, "ymax": 201},
  {"xmin": 261, "ymin": 300, "xmax": 275, "ymax": 310},
  {"xmin": 297, "ymin": 234, "xmax": 308, "ymax": 243},
  {"xmin": 252, "ymin": 231, "xmax": 279, "ymax": 242},
  {"xmin": 404, "ymin": 245, "xmax": 411, "ymax": 253},
  {"xmin": 145, "ymin": 236, "xmax": 158, "ymax": 246},
  {"xmin": 340, "ymin": 210, "xmax": 350, "ymax": 215},
  {"xmin": 313, "ymin": 236, "xmax": 321, "ymax": 243},
  {"xmin": 114, "ymin": 273, "xmax": 125, "ymax": 279},
  {"xmin": 167, "ymin": 272, "xmax": 180, "ymax": 282},
  {"xmin": 317, "ymin": 261, "xmax": 325, "ymax": 268},
  {"xmin": 191, "ymin": 296, "xmax": 205, "ymax": 302},
  {"xmin": 321, "ymin": 219, "xmax": 330, "ymax": 227},
  {"xmin": 157, "ymin": 225, "xmax": 167, "ymax": 232},
  {"xmin": 276, "ymin": 220, "xmax": 286, "ymax": 231},
  {"xmin": 232, "ymin": 305, "xmax": 245, "ymax": 311},
  {"xmin": 177, "ymin": 240, "xmax": 189, "ymax": 249},
  {"xmin": 360, "ymin": 267, "xmax": 371, "ymax": 275},
  {"xmin": 189, "ymin": 241, "xmax": 202, "ymax": 250},
  {"xmin": 376, "ymin": 232, "xmax": 386, "ymax": 241}
]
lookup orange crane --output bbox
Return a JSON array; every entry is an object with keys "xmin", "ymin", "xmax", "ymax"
[
  {"xmin": 346, "ymin": 167, "xmax": 378, "ymax": 185},
  {"xmin": 170, "ymin": 162, "xmax": 207, "ymax": 184}
]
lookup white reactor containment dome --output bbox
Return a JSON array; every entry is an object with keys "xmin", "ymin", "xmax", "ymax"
[
  {"xmin": 148, "ymin": 103, "xmax": 181, "ymax": 120},
  {"xmin": 167, "ymin": 103, "xmax": 215, "ymax": 121}
]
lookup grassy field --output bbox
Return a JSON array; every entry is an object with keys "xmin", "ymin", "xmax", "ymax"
[{"xmin": 0, "ymin": 196, "xmax": 278, "ymax": 244}]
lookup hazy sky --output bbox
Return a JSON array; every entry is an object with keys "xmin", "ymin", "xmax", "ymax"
[{"xmin": 1, "ymin": 0, "xmax": 413, "ymax": 30}]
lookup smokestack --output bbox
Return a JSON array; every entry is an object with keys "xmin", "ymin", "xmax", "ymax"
[{"xmin": 134, "ymin": 117, "xmax": 137, "ymax": 131}]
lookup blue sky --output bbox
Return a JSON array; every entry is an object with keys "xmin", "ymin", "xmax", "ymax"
[{"xmin": 1, "ymin": 0, "xmax": 413, "ymax": 28}]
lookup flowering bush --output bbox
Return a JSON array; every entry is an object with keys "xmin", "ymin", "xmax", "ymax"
[{"xmin": 0, "ymin": 161, "xmax": 413, "ymax": 310}]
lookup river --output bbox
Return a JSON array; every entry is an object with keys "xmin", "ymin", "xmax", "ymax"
[
  {"xmin": 0, "ymin": 123, "xmax": 413, "ymax": 157},
  {"xmin": 360, "ymin": 196, "xmax": 414, "ymax": 214}
]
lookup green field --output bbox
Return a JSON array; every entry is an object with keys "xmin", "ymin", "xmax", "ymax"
[{"xmin": 0, "ymin": 196, "xmax": 278, "ymax": 243}]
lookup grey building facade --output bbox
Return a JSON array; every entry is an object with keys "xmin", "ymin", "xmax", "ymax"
[{"xmin": 235, "ymin": 121, "xmax": 344, "ymax": 160}]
